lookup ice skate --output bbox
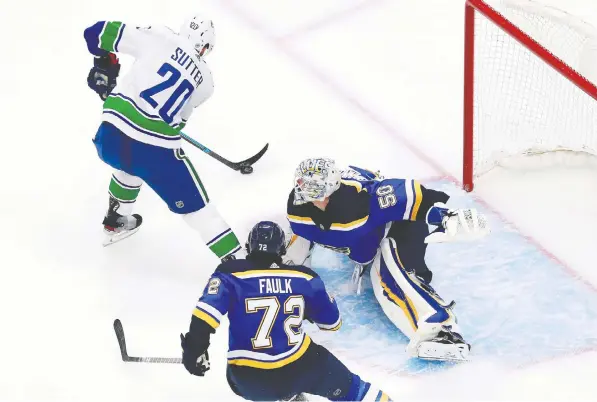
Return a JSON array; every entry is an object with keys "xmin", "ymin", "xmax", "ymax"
[
  {"xmin": 102, "ymin": 196, "xmax": 143, "ymax": 247},
  {"xmin": 417, "ymin": 328, "xmax": 470, "ymax": 362}
]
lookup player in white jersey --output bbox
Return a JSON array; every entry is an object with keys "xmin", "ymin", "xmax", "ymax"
[{"xmin": 84, "ymin": 16, "xmax": 243, "ymax": 260}]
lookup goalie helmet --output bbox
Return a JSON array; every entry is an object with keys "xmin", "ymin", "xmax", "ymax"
[
  {"xmin": 179, "ymin": 15, "xmax": 215, "ymax": 57},
  {"xmin": 293, "ymin": 158, "xmax": 342, "ymax": 205}
]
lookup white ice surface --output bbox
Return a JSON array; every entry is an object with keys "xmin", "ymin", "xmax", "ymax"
[{"xmin": 2, "ymin": 0, "xmax": 597, "ymax": 400}]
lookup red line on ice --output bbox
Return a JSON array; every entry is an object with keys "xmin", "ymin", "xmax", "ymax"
[{"xmin": 219, "ymin": 0, "xmax": 597, "ymax": 370}]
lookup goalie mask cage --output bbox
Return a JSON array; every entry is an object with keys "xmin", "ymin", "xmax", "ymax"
[{"xmin": 463, "ymin": 0, "xmax": 597, "ymax": 191}]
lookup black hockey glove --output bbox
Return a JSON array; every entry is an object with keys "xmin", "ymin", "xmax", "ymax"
[
  {"xmin": 180, "ymin": 332, "xmax": 211, "ymax": 376},
  {"xmin": 87, "ymin": 53, "xmax": 120, "ymax": 100}
]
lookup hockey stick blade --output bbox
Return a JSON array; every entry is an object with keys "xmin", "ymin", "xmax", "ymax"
[
  {"xmin": 180, "ymin": 132, "xmax": 268, "ymax": 173},
  {"xmin": 113, "ymin": 319, "xmax": 183, "ymax": 364},
  {"xmin": 113, "ymin": 319, "xmax": 131, "ymax": 361},
  {"xmin": 237, "ymin": 143, "xmax": 269, "ymax": 168}
]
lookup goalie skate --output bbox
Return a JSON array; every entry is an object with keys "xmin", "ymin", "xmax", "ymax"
[{"xmin": 416, "ymin": 330, "xmax": 470, "ymax": 362}]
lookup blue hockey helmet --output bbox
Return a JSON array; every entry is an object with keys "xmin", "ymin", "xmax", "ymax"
[{"xmin": 246, "ymin": 221, "xmax": 286, "ymax": 256}]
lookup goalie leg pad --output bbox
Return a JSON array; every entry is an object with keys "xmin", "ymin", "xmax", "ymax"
[
  {"xmin": 283, "ymin": 233, "xmax": 314, "ymax": 267},
  {"xmin": 371, "ymin": 238, "xmax": 465, "ymax": 359}
]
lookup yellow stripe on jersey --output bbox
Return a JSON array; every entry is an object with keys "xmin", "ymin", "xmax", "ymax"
[
  {"xmin": 320, "ymin": 319, "xmax": 342, "ymax": 332},
  {"xmin": 330, "ymin": 216, "xmax": 368, "ymax": 230},
  {"xmin": 289, "ymin": 214, "xmax": 367, "ymax": 231},
  {"xmin": 410, "ymin": 180, "xmax": 423, "ymax": 220},
  {"xmin": 377, "ymin": 270, "xmax": 419, "ymax": 331},
  {"xmin": 228, "ymin": 335, "xmax": 312, "ymax": 369},
  {"xmin": 232, "ymin": 269, "xmax": 314, "ymax": 280},
  {"xmin": 193, "ymin": 308, "xmax": 220, "ymax": 329},
  {"xmin": 379, "ymin": 391, "xmax": 391, "ymax": 402},
  {"xmin": 341, "ymin": 180, "xmax": 368, "ymax": 193},
  {"xmin": 287, "ymin": 214, "xmax": 315, "ymax": 224}
]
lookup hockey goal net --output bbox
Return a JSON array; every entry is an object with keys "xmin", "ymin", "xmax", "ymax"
[{"xmin": 463, "ymin": 0, "xmax": 597, "ymax": 191}]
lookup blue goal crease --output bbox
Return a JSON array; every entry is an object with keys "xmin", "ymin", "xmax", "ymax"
[{"xmin": 306, "ymin": 179, "xmax": 597, "ymax": 375}]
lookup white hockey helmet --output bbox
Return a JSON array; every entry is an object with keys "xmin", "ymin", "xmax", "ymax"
[
  {"xmin": 180, "ymin": 15, "xmax": 215, "ymax": 57},
  {"xmin": 293, "ymin": 158, "xmax": 342, "ymax": 205}
]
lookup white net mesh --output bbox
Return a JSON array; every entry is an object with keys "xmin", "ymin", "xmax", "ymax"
[{"xmin": 472, "ymin": 0, "xmax": 597, "ymax": 177}]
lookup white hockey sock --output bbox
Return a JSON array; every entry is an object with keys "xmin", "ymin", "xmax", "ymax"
[
  {"xmin": 182, "ymin": 204, "xmax": 243, "ymax": 259},
  {"xmin": 108, "ymin": 170, "xmax": 143, "ymax": 216}
]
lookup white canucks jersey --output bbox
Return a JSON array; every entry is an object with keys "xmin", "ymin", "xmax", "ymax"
[{"xmin": 84, "ymin": 21, "xmax": 214, "ymax": 148}]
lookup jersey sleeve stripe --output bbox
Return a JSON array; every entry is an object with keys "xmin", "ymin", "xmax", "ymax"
[
  {"xmin": 231, "ymin": 270, "xmax": 313, "ymax": 280},
  {"xmin": 330, "ymin": 216, "xmax": 368, "ymax": 231},
  {"xmin": 287, "ymin": 215, "xmax": 315, "ymax": 225},
  {"xmin": 196, "ymin": 302, "xmax": 223, "ymax": 322},
  {"xmin": 317, "ymin": 318, "xmax": 342, "ymax": 331},
  {"xmin": 113, "ymin": 23, "xmax": 126, "ymax": 52},
  {"xmin": 227, "ymin": 335, "xmax": 311, "ymax": 369},
  {"xmin": 410, "ymin": 181, "xmax": 423, "ymax": 220},
  {"xmin": 99, "ymin": 21, "xmax": 124, "ymax": 52},
  {"xmin": 341, "ymin": 179, "xmax": 366, "ymax": 192},
  {"xmin": 402, "ymin": 179, "xmax": 415, "ymax": 220},
  {"xmin": 193, "ymin": 308, "xmax": 220, "ymax": 329}
]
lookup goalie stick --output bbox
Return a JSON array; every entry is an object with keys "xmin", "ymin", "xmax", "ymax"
[
  {"xmin": 180, "ymin": 132, "xmax": 268, "ymax": 175},
  {"xmin": 113, "ymin": 319, "xmax": 182, "ymax": 364}
]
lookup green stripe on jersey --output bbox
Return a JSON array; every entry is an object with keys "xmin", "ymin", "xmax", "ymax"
[
  {"xmin": 104, "ymin": 96, "xmax": 181, "ymax": 138},
  {"xmin": 209, "ymin": 232, "xmax": 241, "ymax": 258},
  {"xmin": 99, "ymin": 21, "xmax": 123, "ymax": 52},
  {"xmin": 109, "ymin": 177, "xmax": 141, "ymax": 202}
]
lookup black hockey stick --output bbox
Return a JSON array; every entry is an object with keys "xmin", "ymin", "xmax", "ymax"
[
  {"xmin": 113, "ymin": 319, "xmax": 182, "ymax": 364},
  {"xmin": 180, "ymin": 132, "xmax": 269, "ymax": 175}
]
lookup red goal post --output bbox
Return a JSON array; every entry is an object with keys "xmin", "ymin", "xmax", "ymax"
[{"xmin": 463, "ymin": 0, "xmax": 597, "ymax": 191}]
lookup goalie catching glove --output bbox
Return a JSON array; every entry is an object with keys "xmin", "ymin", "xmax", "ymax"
[{"xmin": 425, "ymin": 206, "xmax": 490, "ymax": 243}]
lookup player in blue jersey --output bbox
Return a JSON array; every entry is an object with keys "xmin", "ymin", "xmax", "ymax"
[
  {"xmin": 180, "ymin": 221, "xmax": 392, "ymax": 402},
  {"xmin": 284, "ymin": 158, "xmax": 490, "ymax": 362}
]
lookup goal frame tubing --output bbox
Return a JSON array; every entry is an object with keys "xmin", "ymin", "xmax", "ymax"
[{"xmin": 463, "ymin": 0, "xmax": 597, "ymax": 191}]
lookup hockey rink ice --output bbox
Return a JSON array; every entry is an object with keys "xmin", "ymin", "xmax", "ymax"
[
  {"xmin": 3, "ymin": 0, "xmax": 597, "ymax": 400},
  {"xmin": 311, "ymin": 179, "xmax": 597, "ymax": 376}
]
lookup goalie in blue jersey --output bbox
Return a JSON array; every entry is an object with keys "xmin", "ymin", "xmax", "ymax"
[
  {"xmin": 181, "ymin": 221, "xmax": 392, "ymax": 402},
  {"xmin": 285, "ymin": 158, "xmax": 491, "ymax": 362}
]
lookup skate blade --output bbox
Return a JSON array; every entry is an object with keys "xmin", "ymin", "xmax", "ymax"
[
  {"xmin": 103, "ymin": 227, "xmax": 141, "ymax": 247},
  {"xmin": 417, "ymin": 342, "xmax": 470, "ymax": 362}
]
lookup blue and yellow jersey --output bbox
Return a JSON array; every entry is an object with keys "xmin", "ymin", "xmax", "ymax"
[
  {"xmin": 287, "ymin": 166, "xmax": 449, "ymax": 264},
  {"xmin": 193, "ymin": 258, "xmax": 341, "ymax": 369}
]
